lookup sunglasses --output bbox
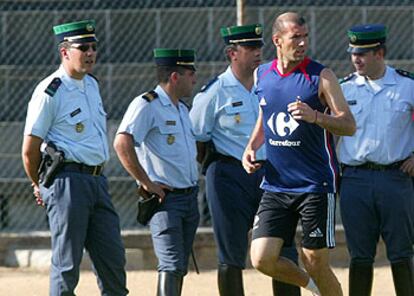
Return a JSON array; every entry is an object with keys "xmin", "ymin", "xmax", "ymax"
[{"xmin": 70, "ymin": 43, "xmax": 97, "ymax": 52}]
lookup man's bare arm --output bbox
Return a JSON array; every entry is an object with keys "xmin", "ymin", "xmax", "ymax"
[
  {"xmin": 287, "ymin": 68, "xmax": 356, "ymax": 136},
  {"xmin": 317, "ymin": 68, "xmax": 356, "ymax": 136},
  {"xmin": 22, "ymin": 135, "xmax": 44, "ymax": 206},
  {"xmin": 113, "ymin": 133, "xmax": 169, "ymax": 199},
  {"xmin": 196, "ymin": 141, "xmax": 206, "ymax": 164},
  {"xmin": 242, "ymin": 108, "xmax": 265, "ymax": 174},
  {"xmin": 22, "ymin": 135, "xmax": 43, "ymax": 186}
]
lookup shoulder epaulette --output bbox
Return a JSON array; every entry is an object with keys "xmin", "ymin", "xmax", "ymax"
[
  {"xmin": 142, "ymin": 90, "xmax": 159, "ymax": 102},
  {"xmin": 339, "ymin": 73, "xmax": 355, "ymax": 84},
  {"xmin": 179, "ymin": 99, "xmax": 190, "ymax": 110},
  {"xmin": 87, "ymin": 73, "xmax": 99, "ymax": 83},
  {"xmin": 396, "ymin": 69, "xmax": 414, "ymax": 80},
  {"xmin": 200, "ymin": 76, "xmax": 218, "ymax": 92},
  {"xmin": 44, "ymin": 78, "xmax": 62, "ymax": 97}
]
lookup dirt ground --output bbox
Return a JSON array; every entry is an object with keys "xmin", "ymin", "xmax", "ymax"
[{"xmin": 0, "ymin": 265, "xmax": 395, "ymax": 296}]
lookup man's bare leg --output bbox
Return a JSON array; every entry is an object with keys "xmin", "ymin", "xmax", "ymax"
[
  {"xmin": 250, "ymin": 237, "xmax": 315, "ymax": 290},
  {"xmin": 301, "ymin": 248, "xmax": 343, "ymax": 296}
]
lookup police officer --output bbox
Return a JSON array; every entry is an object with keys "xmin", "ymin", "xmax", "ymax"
[
  {"xmin": 338, "ymin": 24, "xmax": 414, "ymax": 296},
  {"xmin": 114, "ymin": 49, "xmax": 199, "ymax": 296},
  {"xmin": 190, "ymin": 24, "xmax": 300, "ymax": 296},
  {"xmin": 21, "ymin": 20, "xmax": 128, "ymax": 296}
]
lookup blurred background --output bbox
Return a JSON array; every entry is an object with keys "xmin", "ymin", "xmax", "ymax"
[{"xmin": 0, "ymin": 0, "xmax": 413, "ymax": 232}]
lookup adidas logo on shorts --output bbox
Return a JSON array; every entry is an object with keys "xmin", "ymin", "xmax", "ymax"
[{"xmin": 309, "ymin": 228, "xmax": 324, "ymax": 238}]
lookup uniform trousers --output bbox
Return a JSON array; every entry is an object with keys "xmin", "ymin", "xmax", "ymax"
[
  {"xmin": 340, "ymin": 166, "xmax": 414, "ymax": 263},
  {"xmin": 41, "ymin": 171, "xmax": 128, "ymax": 296},
  {"xmin": 149, "ymin": 187, "xmax": 200, "ymax": 276}
]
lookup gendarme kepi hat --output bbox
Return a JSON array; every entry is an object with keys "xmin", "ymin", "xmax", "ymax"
[
  {"xmin": 347, "ymin": 24, "xmax": 387, "ymax": 53},
  {"xmin": 220, "ymin": 24, "xmax": 264, "ymax": 47},
  {"xmin": 53, "ymin": 20, "xmax": 97, "ymax": 44},
  {"xmin": 153, "ymin": 48, "xmax": 196, "ymax": 71}
]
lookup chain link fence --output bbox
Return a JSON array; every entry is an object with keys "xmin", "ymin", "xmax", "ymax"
[{"xmin": 1, "ymin": 1, "xmax": 413, "ymax": 231}]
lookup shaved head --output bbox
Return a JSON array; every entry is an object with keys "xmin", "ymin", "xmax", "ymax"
[{"xmin": 272, "ymin": 12, "xmax": 306, "ymax": 36}]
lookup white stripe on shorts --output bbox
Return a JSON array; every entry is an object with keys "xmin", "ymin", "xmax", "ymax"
[{"xmin": 326, "ymin": 193, "xmax": 336, "ymax": 248}]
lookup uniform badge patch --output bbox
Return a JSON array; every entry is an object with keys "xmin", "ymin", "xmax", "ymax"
[
  {"xmin": 167, "ymin": 134, "xmax": 175, "ymax": 145},
  {"xmin": 234, "ymin": 113, "xmax": 241, "ymax": 124},
  {"xmin": 396, "ymin": 69, "xmax": 414, "ymax": 80},
  {"xmin": 142, "ymin": 90, "xmax": 159, "ymax": 102},
  {"xmin": 339, "ymin": 73, "xmax": 355, "ymax": 84},
  {"xmin": 44, "ymin": 77, "xmax": 62, "ymax": 97},
  {"xmin": 75, "ymin": 122, "xmax": 84, "ymax": 133}
]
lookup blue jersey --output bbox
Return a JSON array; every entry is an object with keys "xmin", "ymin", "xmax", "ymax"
[{"xmin": 256, "ymin": 58, "xmax": 339, "ymax": 193}]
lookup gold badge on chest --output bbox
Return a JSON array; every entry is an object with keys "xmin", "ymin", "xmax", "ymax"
[
  {"xmin": 234, "ymin": 113, "xmax": 241, "ymax": 124},
  {"xmin": 167, "ymin": 134, "xmax": 175, "ymax": 145},
  {"xmin": 75, "ymin": 122, "xmax": 84, "ymax": 133}
]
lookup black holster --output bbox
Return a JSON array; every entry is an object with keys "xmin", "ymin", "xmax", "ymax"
[
  {"xmin": 38, "ymin": 142, "xmax": 65, "ymax": 188},
  {"xmin": 136, "ymin": 185, "xmax": 161, "ymax": 226},
  {"xmin": 201, "ymin": 141, "xmax": 219, "ymax": 175}
]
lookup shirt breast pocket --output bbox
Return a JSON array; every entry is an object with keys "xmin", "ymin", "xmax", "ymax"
[
  {"xmin": 61, "ymin": 110, "xmax": 91, "ymax": 141},
  {"xmin": 384, "ymin": 99, "xmax": 411, "ymax": 129},
  {"xmin": 158, "ymin": 124, "xmax": 181, "ymax": 153},
  {"xmin": 349, "ymin": 103, "xmax": 363, "ymax": 129},
  {"xmin": 219, "ymin": 103, "xmax": 249, "ymax": 130}
]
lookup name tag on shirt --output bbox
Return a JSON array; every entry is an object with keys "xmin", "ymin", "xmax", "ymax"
[
  {"xmin": 70, "ymin": 108, "xmax": 81, "ymax": 117},
  {"xmin": 166, "ymin": 120, "xmax": 176, "ymax": 126},
  {"xmin": 347, "ymin": 100, "xmax": 357, "ymax": 106},
  {"xmin": 232, "ymin": 101, "xmax": 243, "ymax": 107}
]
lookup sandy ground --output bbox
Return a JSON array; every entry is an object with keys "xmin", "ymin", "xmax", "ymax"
[{"xmin": 0, "ymin": 265, "xmax": 395, "ymax": 296}]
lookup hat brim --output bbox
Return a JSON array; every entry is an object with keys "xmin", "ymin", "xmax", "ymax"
[
  {"xmin": 236, "ymin": 40, "xmax": 264, "ymax": 47},
  {"xmin": 347, "ymin": 44, "xmax": 383, "ymax": 54},
  {"xmin": 71, "ymin": 37, "xmax": 98, "ymax": 44}
]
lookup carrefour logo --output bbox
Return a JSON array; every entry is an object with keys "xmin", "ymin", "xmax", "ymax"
[{"xmin": 267, "ymin": 112, "xmax": 299, "ymax": 137}]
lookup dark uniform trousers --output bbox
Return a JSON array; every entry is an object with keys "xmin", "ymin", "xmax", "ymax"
[
  {"xmin": 341, "ymin": 166, "xmax": 414, "ymax": 296},
  {"xmin": 149, "ymin": 187, "xmax": 200, "ymax": 275},
  {"xmin": 41, "ymin": 171, "xmax": 128, "ymax": 296}
]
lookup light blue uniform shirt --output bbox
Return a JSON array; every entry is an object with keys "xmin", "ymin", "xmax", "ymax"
[
  {"xmin": 338, "ymin": 66, "xmax": 414, "ymax": 165},
  {"xmin": 24, "ymin": 65, "xmax": 109, "ymax": 165},
  {"xmin": 117, "ymin": 85, "xmax": 198, "ymax": 188},
  {"xmin": 190, "ymin": 66, "xmax": 265, "ymax": 161}
]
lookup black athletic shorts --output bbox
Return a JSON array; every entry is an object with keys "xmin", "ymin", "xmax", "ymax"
[{"xmin": 252, "ymin": 191, "xmax": 336, "ymax": 249}]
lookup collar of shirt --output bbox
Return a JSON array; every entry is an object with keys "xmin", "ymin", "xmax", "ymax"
[
  {"xmin": 154, "ymin": 85, "xmax": 173, "ymax": 107},
  {"xmin": 222, "ymin": 66, "xmax": 257, "ymax": 95},
  {"xmin": 154, "ymin": 84, "xmax": 188, "ymax": 113},
  {"xmin": 57, "ymin": 65, "xmax": 93, "ymax": 91},
  {"xmin": 354, "ymin": 65, "xmax": 397, "ymax": 87}
]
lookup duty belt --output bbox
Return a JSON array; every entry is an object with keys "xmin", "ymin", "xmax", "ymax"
[
  {"xmin": 62, "ymin": 162, "xmax": 104, "ymax": 176},
  {"xmin": 216, "ymin": 153, "xmax": 241, "ymax": 165},
  {"xmin": 342, "ymin": 159, "xmax": 406, "ymax": 171},
  {"xmin": 165, "ymin": 186, "xmax": 196, "ymax": 195}
]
